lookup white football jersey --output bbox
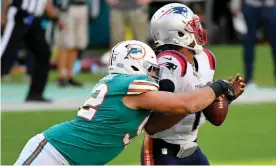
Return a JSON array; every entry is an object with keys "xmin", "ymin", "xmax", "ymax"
[{"xmin": 150, "ymin": 49, "xmax": 216, "ymax": 145}]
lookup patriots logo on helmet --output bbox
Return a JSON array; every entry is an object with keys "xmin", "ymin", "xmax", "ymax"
[
  {"xmin": 164, "ymin": 62, "xmax": 177, "ymax": 71},
  {"xmin": 125, "ymin": 44, "xmax": 146, "ymax": 60},
  {"xmin": 159, "ymin": 6, "xmax": 188, "ymax": 18}
]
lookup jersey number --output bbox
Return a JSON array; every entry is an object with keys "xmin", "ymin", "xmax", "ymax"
[
  {"xmin": 77, "ymin": 82, "xmax": 148, "ymax": 147},
  {"xmin": 77, "ymin": 83, "xmax": 108, "ymax": 120},
  {"xmin": 122, "ymin": 116, "xmax": 149, "ymax": 147},
  {"xmin": 191, "ymin": 112, "xmax": 201, "ymax": 131}
]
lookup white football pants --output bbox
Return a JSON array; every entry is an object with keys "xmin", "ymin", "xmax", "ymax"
[{"xmin": 14, "ymin": 133, "xmax": 69, "ymax": 165}]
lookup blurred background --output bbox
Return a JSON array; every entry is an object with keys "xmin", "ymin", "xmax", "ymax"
[{"xmin": 1, "ymin": 0, "xmax": 276, "ymax": 165}]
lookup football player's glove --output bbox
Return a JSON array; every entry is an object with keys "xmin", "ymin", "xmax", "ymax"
[{"xmin": 209, "ymin": 80, "xmax": 235, "ymax": 103}]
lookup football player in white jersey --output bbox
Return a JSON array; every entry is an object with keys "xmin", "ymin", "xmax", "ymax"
[{"xmin": 141, "ymin": 3, "xmax": 245, "ymax": 165}]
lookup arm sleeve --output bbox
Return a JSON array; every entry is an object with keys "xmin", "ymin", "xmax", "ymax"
[
  {"xmin": 157, "ymin": 50, "xmax": 188, "ymax": 90},
  {"xmin": 127, "ymin": 76, "xmax": 159, "ymax": 95}
]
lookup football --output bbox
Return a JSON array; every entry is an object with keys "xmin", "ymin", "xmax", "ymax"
[{"xmin": 203, "ymin": 96, "xmax": 229, "ymax": 126}]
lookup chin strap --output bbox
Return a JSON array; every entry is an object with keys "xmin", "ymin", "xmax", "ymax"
[
  {"xmin": 193, "ymin": 44, "xmax": 203, "ymax": 54},
  {"xmin": 173, "ymin": 37, "xmax": 203, "ymax": 54}
]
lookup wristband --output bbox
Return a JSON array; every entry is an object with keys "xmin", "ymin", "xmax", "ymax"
[{"xmin": 209, "ymin": 82, "xmax": 224, "ymax": 97}]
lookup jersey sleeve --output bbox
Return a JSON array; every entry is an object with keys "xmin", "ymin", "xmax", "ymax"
[
  {"xmin": 203, "ymin": 48, "xmax": 216, "ymax": 71},
  {"xmin": 157, "ymin": 50, "xmax": 188, "ymax": 88},
  {"xmin": 127, "ymin": 75, "xmax": 159, "ymax": 95}
]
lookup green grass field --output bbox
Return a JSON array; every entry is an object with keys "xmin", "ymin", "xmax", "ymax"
[
  {"xmin": 1, "ymin": 44, "xmax": 276, "ymax": 165},
  {"xmin": 2, "ymin": 103, "xmax": 276, "ymax": 165}
]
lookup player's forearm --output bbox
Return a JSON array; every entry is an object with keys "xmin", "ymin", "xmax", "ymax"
[
  {"xmin": 138, "ymin": 81, "xmax": 231, "ymax": 115},
  {"xmin": 145, "ymin": 87, "xmax": 215, "ymax": 135},
  {"xmin": 145, "ymin": 113, "xmax": 185, "ymax": 135},
  {"xmin": 139, "ymin": 87, "xmax": 215, "ymax": 115},
  {"xmin": 175, "ymin": 87, "xmax": 216, "ymax": 114},
  {"xmin": 145, "ymin": 87, "xmax": 218, "ymax": 134}
]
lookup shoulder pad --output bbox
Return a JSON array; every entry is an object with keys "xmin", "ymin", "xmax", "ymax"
[
  {"xmin": 157, "ymin": 50, "xmax": 188, "ymax": 77},
  {"xmin": 203, "ymin": 48, "xmax": 216, "ymax": 70}
]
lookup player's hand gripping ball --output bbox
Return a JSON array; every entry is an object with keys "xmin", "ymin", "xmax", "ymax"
[{"xmin": 203, "ymin": 95, "xmax": 229, "ymax": 126}]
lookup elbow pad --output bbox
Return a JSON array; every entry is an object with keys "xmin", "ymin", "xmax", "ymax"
[{"xmin": 159, "ymin": 79, "xmax": 175, "ymax": 92}]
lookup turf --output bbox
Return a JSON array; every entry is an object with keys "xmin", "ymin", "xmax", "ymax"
[
  {"xmin": 208, "ymin": 44, "xmax": 275, "ymax": 86},
  {"xmin": 2, "ymin": 103, "xmax": 276, "ymax": 165}
]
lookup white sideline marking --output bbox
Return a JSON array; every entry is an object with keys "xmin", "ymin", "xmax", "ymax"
[{"xmin": 1, "ymin": 88, "xmax": 276, "ymax": 112}]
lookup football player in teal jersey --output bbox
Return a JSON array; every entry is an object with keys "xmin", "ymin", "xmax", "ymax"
[{"xmin": 14, "ymin": 40, "xmax": 238, "ymax": 165}]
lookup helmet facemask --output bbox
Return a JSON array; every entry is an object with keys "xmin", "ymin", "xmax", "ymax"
[
  {"xmin": 170, "ymin": 15, "xmax": 207, "ymax": 54},
  {"xmin": 185, "ymin": 15, "xmax": 208, "ymax": 46},
  {"xmin": 143, "ymin": 61, "xmax": 160, "ymax": 83}
]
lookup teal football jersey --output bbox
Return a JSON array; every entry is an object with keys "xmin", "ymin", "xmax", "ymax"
[{"xmin": 43, "ymin": 74, "xmax": 159, "ymax": 165}]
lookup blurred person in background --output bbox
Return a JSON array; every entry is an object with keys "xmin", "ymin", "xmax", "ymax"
[
  {"xmin": 212, "ymin": 0, "xmax": 236, "ymax": 44},
  {"xmin": 106, "ymin": 0, "xmax": 151, "ymax": 47},
  {"xmin": 11, "ymin": 44, "xmax": 35, "ymax": 81},
  {"xmin": 101, "ymin": 0, "xmax": 151, "ymax": 65},
  {"xmin": 0, "ymin": 42, "xmax": 34, "ymax": 81},
  {"xmin": 54, "ymin": 0, "xmax": 91, "ymax": 88},
  {"xmin": 231, "ymin": 0, "xmax": 276, "ymax": 87},
  {"xmin": 1, "ymin": 0, "xmax": 63, "ymax": 102}
]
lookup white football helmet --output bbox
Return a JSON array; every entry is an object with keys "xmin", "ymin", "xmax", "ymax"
[
  {"xmin": 108, "ymin": 40, "xmax": 159, "ymax": 81},
  {"xmin": 150, "ymin": 3, "xmax": 207, "ymax": 53}
]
